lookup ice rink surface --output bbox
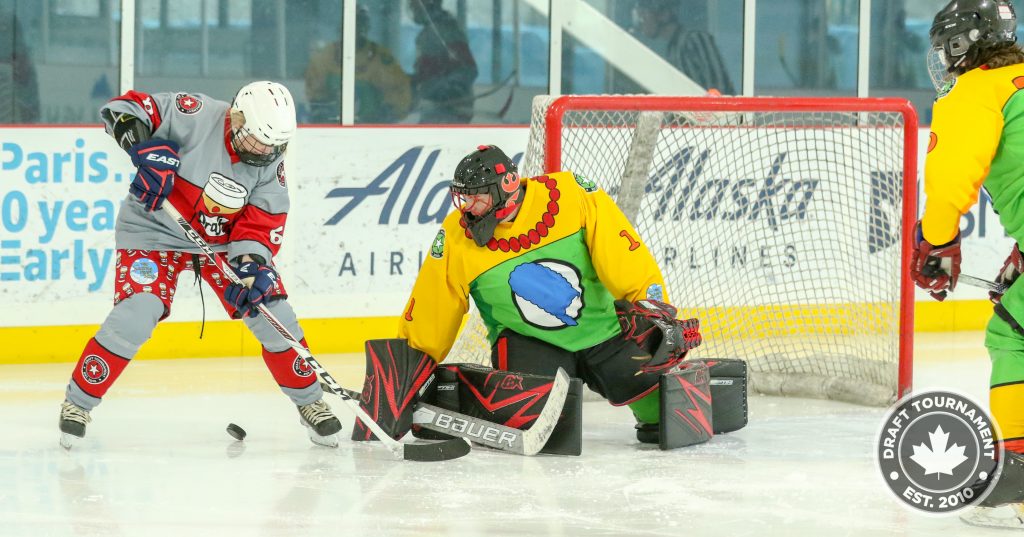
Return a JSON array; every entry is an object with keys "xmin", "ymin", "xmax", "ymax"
[{"xmin": 0, "ymin": 332, "xmax": 1005, "ymax": 537}]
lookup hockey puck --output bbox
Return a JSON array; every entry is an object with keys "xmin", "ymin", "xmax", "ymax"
[{"xmin": 226, "ymin": 423, "xmax": 247, "ymax": 441}]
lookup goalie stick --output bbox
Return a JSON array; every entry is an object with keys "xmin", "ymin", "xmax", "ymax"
[
  {"xmin": 160, "ymin": 203, "xmax": 469, "ymax": 462},
  {"xmin": 323, "ymin": 367, "xmax": 571, "ymax": 456}
]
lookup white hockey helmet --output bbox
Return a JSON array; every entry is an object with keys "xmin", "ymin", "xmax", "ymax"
[{"xmin": 230, "ymin": 81, "xmax": 297, "ymax": 166}]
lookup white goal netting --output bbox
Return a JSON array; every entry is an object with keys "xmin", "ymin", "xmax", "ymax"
[{"xmin": 446, "ymin": 95, "xmax": 917, "ymax": 406}]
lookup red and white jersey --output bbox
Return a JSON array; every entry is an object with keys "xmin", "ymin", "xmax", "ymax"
[{"xmin": 101, "ymin": 90, "xmax": 289, "ymax": 263}]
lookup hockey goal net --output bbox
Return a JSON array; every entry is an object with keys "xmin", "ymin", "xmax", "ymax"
[{"xmin": 446, "ymin": 95, "xmax": 917, "ymax": 406}]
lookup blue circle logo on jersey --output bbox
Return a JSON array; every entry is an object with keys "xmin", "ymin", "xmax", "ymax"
[{"xmin": 509, "ymin": 260, "xmax": 584, "ymax": 329}]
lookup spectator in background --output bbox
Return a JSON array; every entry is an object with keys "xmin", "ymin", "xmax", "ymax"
[
  {"xmin": 629, "ymin": 0, "xmax": 735, "ymax": 95},
  {"xmin": 408, "ymin": 0, "xmax": 478, "ymax": 123},
  {"xmin": 305, "ymin": 6, "xmax": 411, "ymax": 123},
  {"xmin": 0, "ymin": 8, "xmax": 40, "ymax": 122}
]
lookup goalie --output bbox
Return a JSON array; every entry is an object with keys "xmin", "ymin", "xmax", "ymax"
[{"xmin": 353, "ymin": 145, "xmax": 747, "ymax": 453}]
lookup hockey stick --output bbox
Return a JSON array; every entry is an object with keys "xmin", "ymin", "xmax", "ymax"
[
  {"xmin": 958, "ymin": 274, "xmax": 1007, "ymax": 295},
  {"xmin": 324, "ymin": 367, "xmax": 570, "ymax": 456},
  {"xmin": 160, "ymin": 203, "xmax": 469, "ymax": 462}
]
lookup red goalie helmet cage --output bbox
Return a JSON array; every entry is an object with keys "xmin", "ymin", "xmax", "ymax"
[{"xmin": 445, "ymin": 95, "xmax": 917, "ymax": 406}]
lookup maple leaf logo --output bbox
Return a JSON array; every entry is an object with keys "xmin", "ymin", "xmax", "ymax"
[{"xmin": 909, "ymin": 425, "xmax": 967, "ymax": 479}]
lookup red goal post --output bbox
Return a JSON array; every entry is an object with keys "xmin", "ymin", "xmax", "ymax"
[{"xmin": 448, "ymin": 95, "xmax": 918, "ymax": 406}]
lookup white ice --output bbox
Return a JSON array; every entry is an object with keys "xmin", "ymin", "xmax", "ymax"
[{"xmin": 0, "ymin": 332, "xmax": 1003, "ymax": 537}]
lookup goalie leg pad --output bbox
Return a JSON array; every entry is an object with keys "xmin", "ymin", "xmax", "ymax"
[
  {"xmin": 488, "ymin": 330, "xmax": 583, "ymax": 454},
  {"xmin": 352, "ymin": 338, "xmax": 437, "ymax": 442},
  {"xmin": 418, "ymin": 362, "xmax": 584, "ymax": 455},
  {"xmin": 659, "ymin": 361, "xmax": 714, "ymax": 450},
  {"xmin": 410, "ymin": 366, "xmax": 460, "ymax": 441},
  {"xmin": 542, "ymin": 376, "xmax": 583, "ymax": 456},
  {"xmin": 695, "ymin": 358, "xmax": 748, "ymax": 434}
]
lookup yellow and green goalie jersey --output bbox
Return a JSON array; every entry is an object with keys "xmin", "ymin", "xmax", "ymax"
[
  {"xmin": 923, "ymin": 63, "xmax": 1024, "ymax": 246},
  {"xmin": 399, "ymin": 171, "xmax": 667, "ymax": 362}
]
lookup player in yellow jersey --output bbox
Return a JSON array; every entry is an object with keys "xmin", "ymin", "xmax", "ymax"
[
  {"xmin": 349, "ymin": 145, "xmax": 748, "ymax": 453},
  {"xmin": 914, "ymin": 0, "xmax": 1024, "ymax": 527}
]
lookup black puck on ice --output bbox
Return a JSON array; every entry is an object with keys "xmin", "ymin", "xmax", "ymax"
[{"xmin": 226, "ymin": 423, "xmax": 247, "ymax": 441}]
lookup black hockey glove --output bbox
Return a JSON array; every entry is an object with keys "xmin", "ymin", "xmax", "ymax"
[
  {"xmin": 225, "ymin": 261, "xmax": 279, "ymax": 318},
  {"xmin": 615, "ymin": 299, "xmax": 702, "ymax": 374},
  {"xmin": 127, "ymin": 139, "xmax": 180, "ymax": 212}
]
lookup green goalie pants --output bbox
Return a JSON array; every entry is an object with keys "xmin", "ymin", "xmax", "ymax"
[{"xmin": 985, "ymin": 281, "xmax": 1024, "ymax": 454}]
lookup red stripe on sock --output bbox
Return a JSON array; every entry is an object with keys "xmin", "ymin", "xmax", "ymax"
[
  {"xmin": 262, "ymin": 338, "xmax": 317, "ymax": 390},
  {"xmin": 70, "ymin": 338, "xmax": 131, "ymax": 399},
  {"xmin": 1001, "ymin": 438, "xmax": 1024, "ymax": 454}
]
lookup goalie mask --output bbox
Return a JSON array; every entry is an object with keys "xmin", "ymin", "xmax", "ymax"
[
  {"xmin": 451, "ymin": 145, "xmax": 523, "ymax": 247},
  {"xmin": 928, "ymin": 0, "xmax": 1018, "ymax": 90},
  {"xmin": 230, "ymin": 81, "xmax": 297, "ymax": 167}
]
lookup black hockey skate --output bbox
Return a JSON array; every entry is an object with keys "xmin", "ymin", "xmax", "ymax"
[
  {"xmin": 298, "ymin": 399, "xmax": 342, "ymax": 447},
  {"xmin": 635, "ymin": 422, "xmax": 659, "ymax": 444},
  {"xmin": 59, "ymin": 400, "xmax": 91, "ymax": 450},
  {"xmin": 961, "ymin": 451, "xmax": 1024, "ymax": 529}
]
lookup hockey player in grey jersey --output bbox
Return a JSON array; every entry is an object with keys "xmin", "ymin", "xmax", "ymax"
[{"xmin": 59, "ymin": 81, "xmax": 343, "ymax": 448}]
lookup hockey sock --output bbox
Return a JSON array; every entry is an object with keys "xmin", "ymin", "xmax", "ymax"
[
  {"xmin": 262, "ymin": 339, "xmax": 318, "ymax": 391},
  {"xmin": 352, "ymin": 339, "xmax": 437, "ymax": 441},
  {"xmin": 69, "ymin": 338, "xmax": 131, "ymax": 403}
]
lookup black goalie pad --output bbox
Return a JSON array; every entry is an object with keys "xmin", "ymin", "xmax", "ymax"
[
  {"xmin": 659, "ymin": 361, "xmax": 714, "ymax": 450},
  {"xmin": 694, "ymin": 358, "xmax": 748, "ymax": 434},
  {"xmin": 413, "ymin": 363, "xmax": 584, "ymax": 455},
  {"xmin": 352, "ymin": 339, "xmax": 437, "ymax": 442}
]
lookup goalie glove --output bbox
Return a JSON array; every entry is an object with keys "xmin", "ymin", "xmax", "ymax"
[
  {"xmin": 615, "ymin": 299, "xmax": 702, "ymax": 374},
  {"xmin": 910, "ymin": 221, "xmax": 961, "ymax": 302},
  {"xmin": 991, "ymin": 243, "xmax": 1024, "ymax": 304}
]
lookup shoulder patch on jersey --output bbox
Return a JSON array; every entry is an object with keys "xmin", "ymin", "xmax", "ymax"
[
  {"xmin": 573, "ymin": 173, "xmax": 599, "ymax": 193},
  {"xmin": 276, "ymin": 161, "xmax": 287, "ymax": 187},
  {"xmin": 935, "ymin": 78, "xmax": 957, "ymax": 100},
  {"xmin": 430, "ymin": 229, "xmax": 446, "ymax": 259},
  {"xmin": 175, "ymin": 93, "xmax": 204, "ymax": 114},
  {"xmin": 646, "ymin": 283, "xmax": 664, "ymax": 301}
]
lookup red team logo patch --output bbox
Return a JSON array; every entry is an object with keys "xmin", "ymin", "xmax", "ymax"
[
  {"xmin": 293, "ymin": 357, "xmax": 313, "ymax": 377},
  {"xmin": 175, "ymin": 93, "xmax": 203, "ymax": 114},
  {"xmin": 276, "ymin": 162, "xmax": 286, "ymax": 187},
  {"xmin": 81, "ymin": 355, "xmax": 110, "ymax": 385}
]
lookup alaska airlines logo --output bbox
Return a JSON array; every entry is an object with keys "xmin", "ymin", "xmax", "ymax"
[
  {"xmin": 508, "ymin": 260, "xmax": 583, "ymax": 329},
  {"xmin": 325, "ymin": 147, "xmax": 523, "ymax": 226}
]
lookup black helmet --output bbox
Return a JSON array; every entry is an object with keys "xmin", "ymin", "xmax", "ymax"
[
  {"xmin": 929, "ymin": 0, "xmax": 1017, "ymax": 80},
  {"xmin": 451, "ymin": 145, "xmax": 523, "ymax": 247}
]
